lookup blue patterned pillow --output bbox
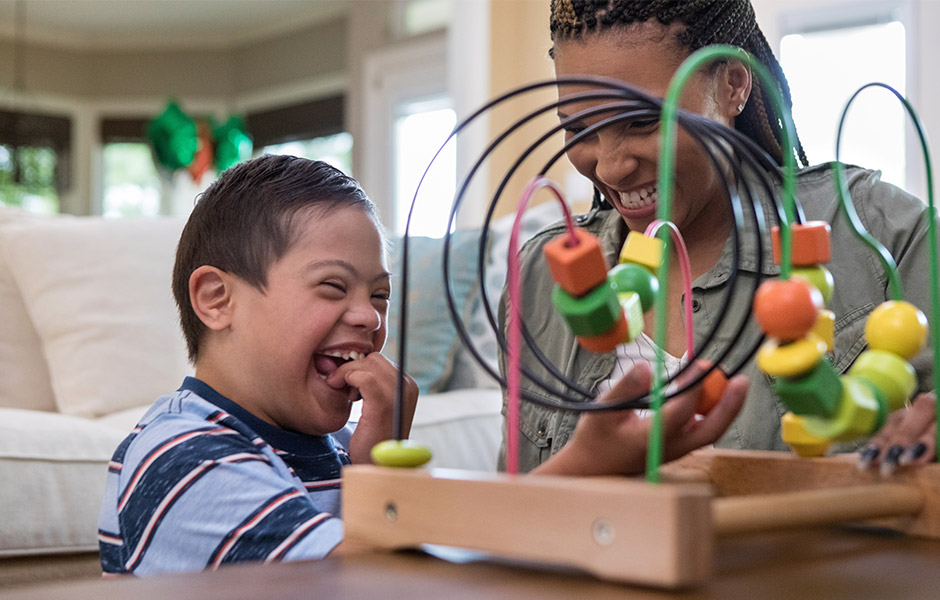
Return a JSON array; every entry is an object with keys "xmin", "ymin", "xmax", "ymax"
[{"xmin": 382, "ymin": 230, "xmax": 484, "ymax": 394}]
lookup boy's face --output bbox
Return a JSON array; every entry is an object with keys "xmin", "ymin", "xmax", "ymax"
[{"xmin": 226, "ymin": 204, "xmax": 390, "ymax": 436}]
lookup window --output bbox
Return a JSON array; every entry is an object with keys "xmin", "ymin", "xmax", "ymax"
[
  {"xmin": 393, "ymin": 97, "xmax": 456, "ymax": 237},
  {"xmin": 101, "ymin": 142, "xmax": 162, "ymax": 218},
  {"xmin": 780, "ymin": 9, "xmax": 908, "ymax": 189},
  {"xmin": 0, "ymin": 109, "xmax": 70, "ymax": 215},
  {"xmin": 257, "ymin": 132, "xmax": 354, "ymax": 177}
]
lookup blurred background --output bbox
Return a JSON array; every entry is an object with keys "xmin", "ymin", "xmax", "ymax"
[{"xmin": 0, "ymin": 0, "xmax": 936, "ymax": 236}]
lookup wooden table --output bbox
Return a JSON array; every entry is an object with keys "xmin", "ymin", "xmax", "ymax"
[{"xmin": 3, "ymin": 526, "xmax": 939, "ymax": 599}]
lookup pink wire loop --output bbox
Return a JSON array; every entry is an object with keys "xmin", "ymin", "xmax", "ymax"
[
  {"xmin": 506, "ymin": 176, "xmax": 577, "ymax": 475},
  {"xmin": 644, "ymin": 219, "xmax": 696, "ymax": 359}
]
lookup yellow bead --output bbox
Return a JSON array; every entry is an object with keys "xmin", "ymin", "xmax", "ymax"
[
  {"xmin": 848, "ymin": 349, "xmax": 916, "ymax": 412},
  {"xmin": 781, "ymin": 412, "xmax": 831, "ymax": 457},
  {"xmin": 756, "ymin": 334, "xmax": 827, "ymax": 378},
  {"xmin": 812, "ymin": 309, "xmax": 835, "ymax": 352},
  {"xmin": 802, "ymin": 376, "xmax": 882, "ymax": 442},
  {"xmin": 791, "ymin": 265, "xmax": 834, "ymax": 306},
  {"xmin": 370, "ymin": 440, "xmax": 432, "ymax": 468},
  {"xmin": 618, "ymin": 231, "xmax": 664, "ymax": 273},
  {"xmin": 865, "ymin": 300, "xmax": 928, "ymax": 360}
]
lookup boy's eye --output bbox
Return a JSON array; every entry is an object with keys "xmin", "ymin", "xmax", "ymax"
[
  {"xmin": 372, "ymin": 292, "xmax": 390, "ymax": 301},
  {"xmin": 321, "ymin": 281, "xmax": 346, "ymax": 294}
]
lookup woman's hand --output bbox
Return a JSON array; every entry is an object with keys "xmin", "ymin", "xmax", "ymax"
[
  {"xmin": 533, "ymin": 361, "xmax": 748, "ymax": 477},
  {"xmin": 858, "ymin": 392, "xmax": 936, "ymax": 475}
]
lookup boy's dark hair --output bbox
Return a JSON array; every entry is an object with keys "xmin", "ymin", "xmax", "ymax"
[
  {"xmin": 172, "ymin": 154, "xmax": 377, "ymax": 363},
  {"xmin": 549, "ymin": 0, "xmax": 809, "ymax": 168}
]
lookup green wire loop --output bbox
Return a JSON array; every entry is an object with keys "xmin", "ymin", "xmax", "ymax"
[
  {"xmin": 835, "ymin": 82, "xmax": 939, "ymax": 461},
  {"xmin": 648, "ymin": 45, "xmax": 800, "ymax": 483}
]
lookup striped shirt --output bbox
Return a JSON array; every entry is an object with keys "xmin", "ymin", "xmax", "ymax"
[{"xmin": 98, "ymin": 377, "xmax": 348, "ymax": 576}]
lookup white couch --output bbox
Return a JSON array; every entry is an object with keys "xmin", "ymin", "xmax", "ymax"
[{"xmin": 0, "ymin": 203, "xmax": 565, "ymax": 587}]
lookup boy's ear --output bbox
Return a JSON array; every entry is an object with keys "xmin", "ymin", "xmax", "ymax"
[{"xmin": 189, "ymin": 266, "xmax": 235, "ymax": 331}]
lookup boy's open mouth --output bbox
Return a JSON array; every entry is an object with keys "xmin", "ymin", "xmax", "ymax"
[{"xmin": 313, "ymin": 350, "xmax": 366, "ymax": 379}]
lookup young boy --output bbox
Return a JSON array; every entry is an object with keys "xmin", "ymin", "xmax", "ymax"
[{"xmin": 97, "ymin": 155, "xmax": 418, "ymax": 576}]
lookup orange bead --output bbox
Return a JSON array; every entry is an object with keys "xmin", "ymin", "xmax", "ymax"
[
  {"xmin": 865, "ymin": 300, "xmax": 928, "ymax": 360},
  {"xmin": 771, "ymin": 221, "xmax": 831, "ymax": 267},
  {"xmin": 543, "ymin": 228, "xmax": 608, "ymax": 296},
  {"xmin": 753, "ymin": 278, "xmax": 823, "ymax": 341},
  {"xmin": 578, "ymin": 312, "xmax": 631, "ymax": 353},
  {"xmin": 696, "ymin": 367, "xmax": 728, "ymax": 415}
]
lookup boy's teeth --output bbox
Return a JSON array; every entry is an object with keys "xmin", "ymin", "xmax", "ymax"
[{"xmin": 323, "ymin": 350, "xmax": 365, "ymax": 361}]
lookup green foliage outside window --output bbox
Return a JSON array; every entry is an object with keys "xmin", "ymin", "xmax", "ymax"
[{"xmin": 0, "ymin": 144, "xmax": 59, "ymax": 214}]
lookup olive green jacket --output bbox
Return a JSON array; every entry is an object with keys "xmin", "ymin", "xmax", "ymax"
[{"xmin": 498, "ymin": 163, "xmax": 936, "ymax": 473}]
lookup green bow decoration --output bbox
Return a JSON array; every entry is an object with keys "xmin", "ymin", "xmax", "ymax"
[{"xmin": 147, "ymin": 101, "xmax": 198, "ymax": 170}]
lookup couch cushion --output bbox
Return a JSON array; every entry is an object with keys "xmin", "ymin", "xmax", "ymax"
[
  {"xmin": 0, "ymin": 408, "xmax": 128, "ymax": 556},
  {"xmin": 0, "ymin": 217, "xmax": 193, "ymax": 418},
  {"xmin": 383, "ymin": 230, "xmax": 483, "ymax": 394},
  {"xmin": 0, "ymin": 207, "xmax": 58, "ymax": 412}
]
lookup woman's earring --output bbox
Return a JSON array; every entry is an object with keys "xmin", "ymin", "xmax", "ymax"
[{"xmin": 737, "ymin": 104, "xmax": 745, "ymax": 114}]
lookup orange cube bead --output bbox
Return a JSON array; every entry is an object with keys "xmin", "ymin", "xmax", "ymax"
[
  {"xmin": 771, "ymin": 221, "xmax": 831, "ymax": 267},
  {"xmin": 578, "ymin": 312, "xmax": 631, "ymax": 353},
  {"xmin": 543, "ymin": 228, "xmax": 608, "ymax": 296}
]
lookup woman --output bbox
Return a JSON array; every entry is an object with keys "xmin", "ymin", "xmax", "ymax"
[{"xmin": 500, "ymin": 0, "xmax": 936, "ymax": 474}]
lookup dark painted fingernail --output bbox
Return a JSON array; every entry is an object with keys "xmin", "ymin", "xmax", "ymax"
[
  {"xmin": 857, "ymin": 446, "xmax": 880, "ymax": 471},
  {"xmin": 880, "ymin": 445, "xmax": 903, "ymax": 477},
  {"xmin": 900, "ymin": 442, "xmax": 928, "ymax": 465}
]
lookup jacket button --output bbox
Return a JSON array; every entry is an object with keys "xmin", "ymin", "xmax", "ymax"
[
  {"xmin": 692, "ymin": 299, "xmax": 701, "ymax": 312},
  {"xmin": 537, "ymin": 424, "xmax": 546, "ymax": 436}
]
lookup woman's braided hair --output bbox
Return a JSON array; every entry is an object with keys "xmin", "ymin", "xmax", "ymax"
[{"xmin": 550, "ymin": 0, "xmax": 809, "ymax": 167}]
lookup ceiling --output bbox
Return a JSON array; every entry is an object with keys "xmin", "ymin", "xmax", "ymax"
[{"xmin": 0, "ymin": 0, "xmax": 352, "ymax": 51}]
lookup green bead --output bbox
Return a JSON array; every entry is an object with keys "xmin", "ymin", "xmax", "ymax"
[
  {"xmin": 848, "ymin": 349, "xmax": 917, "ymax": 412},
  {"xmin": 370, "ymin": 440, "xmax": 432, "ymax": 468},
  {"xmin": 791, "ymin": 265, "xmax": 834, "ymax": 305},
  {"xmin": 608, "ymin": 263, "xmax": 659, "ymax": 312},
  {"xmin": 772, "ymin": 359, "xmax": 843, "ymax": 417},
  {"xmin": 802, "ymin": 376, "xmax": 881, "ymax": 442},
  {"xmin": 552, "ymin": 281, "xmax": 622, "ymax": 337}
]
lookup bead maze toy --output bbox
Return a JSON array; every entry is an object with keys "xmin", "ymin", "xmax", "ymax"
[{"xmin": 345, "ymin": 46, "xmax": 940, "ymax": 588}]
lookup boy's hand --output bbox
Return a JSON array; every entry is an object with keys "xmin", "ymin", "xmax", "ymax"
[
  {"xmin": 326, "ymin": 352, "xmax": 418, "ymax": 464},
  {"xmin": 533, "ymin": 361, "xmax": 748, "ymax": 477},
  {"xmin": 858, "ymin": 392, "xmax": 936, "ymax": 475}
]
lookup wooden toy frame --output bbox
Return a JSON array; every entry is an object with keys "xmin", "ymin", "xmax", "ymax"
[{"xmin": 343, "ymin": 449, "xmax": 940, "ymax": 589}]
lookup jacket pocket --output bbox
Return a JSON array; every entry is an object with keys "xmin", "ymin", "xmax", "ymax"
[{"xmin": 831, "ymin": 303, "xmax": 873, "ymax": 373}]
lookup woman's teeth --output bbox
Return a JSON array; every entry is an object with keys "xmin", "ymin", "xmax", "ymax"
[{"xmin": 618, "ymin": 186, "xmax": 658, "ymax": 209}]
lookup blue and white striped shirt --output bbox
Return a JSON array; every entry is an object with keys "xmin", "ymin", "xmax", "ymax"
[{"xmin": 98, "ymin": 377, "xmax": 348, "ymax": 576}]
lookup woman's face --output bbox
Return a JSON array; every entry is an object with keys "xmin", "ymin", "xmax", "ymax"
[{"xmin": 553, "ymin": 26, "xmax": 742, "ymax": 235}]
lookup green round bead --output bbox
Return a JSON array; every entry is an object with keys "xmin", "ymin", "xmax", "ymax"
[
  {"xmin": 848, "ymin": 349, "xmax": 916, "ymax": 412},
  {"xmin": 791, "ymin": 265, "xmax": 834, "ymax": 305},
  {"xmin": 370, "ymin": 440, "xmax": 432, "ymax": 468},
  {"xmin": 608, "ymin": 263, "xmax": 659, "ymax": 312}
]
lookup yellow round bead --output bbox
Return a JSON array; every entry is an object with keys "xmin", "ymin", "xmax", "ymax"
[
  {"xmin": 802, "ymin": 376, "xmax": 881, "ymax": 442},
  {"xmin": 370, "ymin": 440, "xmax": 432, "ymax": 468},
  {"xmin": 780, "ymin": 412, "xmax": 831, "ymax": 457},
  {"xmin": 865, "ymin": 300, "xmax": 928, "ymax": 360},
  {"xmin": 756, "ymin": 333, "xmax": 828, "ymax": 378},
  {"xmin": 848, "ymin": 349, "xmax": 917, "ymax": 412}
]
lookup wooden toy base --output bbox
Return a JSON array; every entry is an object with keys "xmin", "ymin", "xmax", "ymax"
[{"xmin": 342, "ymin": 449, "xmax": 940, "ymax": 589}]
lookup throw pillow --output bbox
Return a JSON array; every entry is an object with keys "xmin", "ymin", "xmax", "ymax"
[{"xmin": 1, "ymin": 217, "xmax": 192, "ymax": 417}]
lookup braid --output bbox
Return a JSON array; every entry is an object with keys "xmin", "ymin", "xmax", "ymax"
[{"xmin": 550, "ymin": 0, "xmax": 809, "ymax": 167}]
